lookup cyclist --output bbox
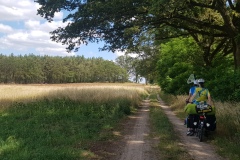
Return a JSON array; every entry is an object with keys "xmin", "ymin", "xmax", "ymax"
[
  {"xmin": 185, "ymin": 80, "xmax": 198, "ymax": 124},
  {"xmin": 189, "ymin": 78, "xmax": 214, "ymax": 136},
  {"xmin": 185, "ymin": 80, "xmax": 200, "ymax": 136},
  {"xmin": 189, "ymin": 78, "xmax": 212, "ymax": 106},
  {"xmin": 186, "ymin": 80, "xmax": 199, "ymax": 103}
]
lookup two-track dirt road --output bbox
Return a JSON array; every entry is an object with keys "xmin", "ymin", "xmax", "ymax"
[
  {"xmin": 117, "ymin": 100, "xmax": 158, "ymax": 160},
  {"xmin": 90, "ymin": 98, "xmax": 226, "ymax": 160}
]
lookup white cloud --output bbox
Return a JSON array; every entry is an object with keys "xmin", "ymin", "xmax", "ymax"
[
  {"xmin": 36, "ymin": 46, "xmax": 75, "ymax": 57},
  {"xmin": 0, "ymin": 0, "xmax": 63, "ymax": 21},
  {"xmin": 127, "ymin": 53, "xmax": 138, "ymax": 58},
  {"xmin": 0, "ymin": 0, "xmax": 73, "ymax": 56},
  {"xmin": 114, "ymin": 50, "xmax": 139, "ymax": 58},
  {"xmin": 24, "ymin": 20, "xmax": 40, "ymax": 29},
  {"xmin": 114, "ymin": 50, "xmax": 125, "ymax": 56},
  {"xmin": 0, "ymin": 27, "xmax": 74, "ymax": 56},
  {"xmin": 0, "ymin": 23, "xmax": 13, "ymax": 33},
  {"xmin": 0, "ymin": 0, "xmax": 116, "ymax": 59},
  {"xmin": 0, "ymin": 1, "xmax": 38, "ymax": 21},
  {"xmin": 25, "ymin": 20, "xmax": 67, "ymax": 32}
]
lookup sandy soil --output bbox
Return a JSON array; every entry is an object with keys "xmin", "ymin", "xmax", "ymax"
[
  {"xmin": 116, "ymin": 100, "xmax": 158, "ymax": 160},
  {"xmin": 89, "ymin": 98, "xmax": 226, "ymax": 160}
]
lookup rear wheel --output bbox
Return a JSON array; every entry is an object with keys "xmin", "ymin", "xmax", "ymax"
[{"xmin": 198, "ymin": 123, "xmax": 204, "ymax": 142}]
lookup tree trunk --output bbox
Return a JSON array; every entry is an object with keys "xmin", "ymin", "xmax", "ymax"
[{"xmin": 233, "ymin": 39, "xmax": 240, "ymax": 69}]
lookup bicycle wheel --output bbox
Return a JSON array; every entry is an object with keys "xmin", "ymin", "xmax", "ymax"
[{"xmin": 198, "ymin": 123, "xmax": 204, "ymax": 142}]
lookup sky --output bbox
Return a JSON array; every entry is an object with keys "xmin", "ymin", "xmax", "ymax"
[{"xmin": 0, "ymin": 0, "xmax": 124, "ymax": 61}]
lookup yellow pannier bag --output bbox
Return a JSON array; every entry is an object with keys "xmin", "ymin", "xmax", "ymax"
[
  {"xmin": 184, "ymin": 103, "xmax": 216, "ymax": 115},
  {"xmin": 184, "ymin": 103, "xmax": 197, "ymax": 114},
  {"xmin": 206, "ymin": 105, "xmax": 216, "ymax": 115}
]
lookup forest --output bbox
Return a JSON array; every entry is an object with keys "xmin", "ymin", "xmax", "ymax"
[{"xmin": 0, "ymin": 54, "xmax": 128, "ymax": 84}]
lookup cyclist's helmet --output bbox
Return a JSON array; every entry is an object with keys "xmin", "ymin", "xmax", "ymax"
[
  {"xmin": 197, "ymin": 79, "xmax": 205, "ymax": 83},
  {"xmin": 193, "ymin": 80, "xmax": 198, "ymax": 85}
]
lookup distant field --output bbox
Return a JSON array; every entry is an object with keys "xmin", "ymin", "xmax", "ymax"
[{"xmin": 0, "ymin": 83, "xmax": 150, "ymax": 108}]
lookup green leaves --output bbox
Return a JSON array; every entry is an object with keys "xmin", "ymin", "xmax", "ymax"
[
  {"xmin": 157, "ymin": 37, "xmax": 201, "ymax": 95},
  {"xmin": 34, "ymin": 0, "xmax": 240, "ymax": 67}
]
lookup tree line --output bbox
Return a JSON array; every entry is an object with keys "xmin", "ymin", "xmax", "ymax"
[{"xmin": 0, "ymin": 54, "xmax": 128, "ymax": 84}]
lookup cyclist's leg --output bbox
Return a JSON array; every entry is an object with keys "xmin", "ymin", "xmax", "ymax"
[{"xmin": 187, "ymin": 114, "xmax": 195, "ymax": 136}]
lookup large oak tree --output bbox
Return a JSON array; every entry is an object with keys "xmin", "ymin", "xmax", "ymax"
[{"xmin": 35, "ymin": 0, "xmax": 240, "ymax": 68}]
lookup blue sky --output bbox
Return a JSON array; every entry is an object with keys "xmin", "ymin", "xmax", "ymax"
[{"xmin": 0, "ymin": 0, "xmax": 124, "ymax": 61}]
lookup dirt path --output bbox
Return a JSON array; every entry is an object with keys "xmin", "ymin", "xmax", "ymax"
[
  {"xmin": 90, "ymin": 98, "xmax": 226, "ymax": 160},
  {"xmin": 117, "ymin": 100, "xmax": 158, "ymax": 160}
]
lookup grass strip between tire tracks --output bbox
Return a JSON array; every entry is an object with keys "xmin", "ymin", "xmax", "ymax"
[{"xmin": 148, "ymin": 97, "xmax": 193, "ymax": 160}]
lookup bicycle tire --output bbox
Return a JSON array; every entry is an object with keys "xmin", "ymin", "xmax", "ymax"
[{"xmin": 198, "ymin": 124, "xmax": 204, "ymax": 142}]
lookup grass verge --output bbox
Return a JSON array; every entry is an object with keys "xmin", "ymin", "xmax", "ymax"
[
  {"xmin": 0, "ymin": 98, "xmax": 134, "ymax": 160},
  {"xmin": 148, "ymin": 89, "xmax": 193, "ymax": 160}
]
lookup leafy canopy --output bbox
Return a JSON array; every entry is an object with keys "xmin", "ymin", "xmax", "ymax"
[{"xmin": 35, "ymin": 0, "xmax": 240, "ymax": 67}]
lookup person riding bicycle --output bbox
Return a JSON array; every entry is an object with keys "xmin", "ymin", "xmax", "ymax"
[
  {"xmin": 184, "ymin": 80, "xmax": 198, "ymax": 126},
  {"xmin": 186, "ymin": 80, "xmax": 199, "ymax": 103},
  {"xmin": 189, "ymin": 78, "xmax": 212, "ymax": 106},
  {"xmin": 186, "ymin": 78, "xmax": 213, "ymax": 136},
  {"xmin": 189, "ymin": 78, "xmax": 215, "ymax": 136},
  {"xmin": 185, "ymin": 80, "xmax": 200, "ymax": 136}
]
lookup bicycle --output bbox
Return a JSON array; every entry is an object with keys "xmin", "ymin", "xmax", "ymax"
[{"xmin": 195, "ymin": 102, "xmax": 212, "ymax": 142}]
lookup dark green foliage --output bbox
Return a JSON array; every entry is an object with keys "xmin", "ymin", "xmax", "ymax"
[
  {"xmin": 0, "ymin": 54, "xmax": 128, "ymax": 83},
  {"xmin": 157, "ymin": 37, "xmax": 198, "ymax": 95},
  {"xmin": 35, "ymin": 0, "xmax": 240, "ymax": 68},
  {"xmin": 206, "ymin": 68, "xmax": 240, "ymax": 101},
  {"xmin": 0, "ymin": 98, "xmax": 132, "ymax": 159},
  {"xmin": 157, "ymin": 37, "xmax": 240, "ymax": 101}
]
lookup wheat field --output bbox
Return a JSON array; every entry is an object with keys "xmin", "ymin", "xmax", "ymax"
[{"xmin": 0, "ymin": 83, "xmax": 150, "ymax": 108}]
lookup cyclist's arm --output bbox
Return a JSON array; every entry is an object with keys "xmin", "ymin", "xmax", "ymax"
[
  {"xmin": 186, "ymin": 90, "xmax": 191, "ymax": 101},
  {"xmin": 208, "ymin": 93, "xmax": 212, "ymax": 106},
  {"xmin": 189, "ymin": 92, "xmax": 196, "ymax": 103}
]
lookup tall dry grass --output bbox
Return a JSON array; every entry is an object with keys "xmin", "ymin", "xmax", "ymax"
[
  {"xmin": 214, "ymin": 101, "xmax": 240, "ymax": 136},
  {"xmin": 0, "ymin": 83, "xmax": 149, "ymax": 109}
]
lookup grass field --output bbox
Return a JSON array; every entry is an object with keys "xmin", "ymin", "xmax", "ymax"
[{"xmin": 0, "ymin": 83, "xmax": 150, "ymax": 159}]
